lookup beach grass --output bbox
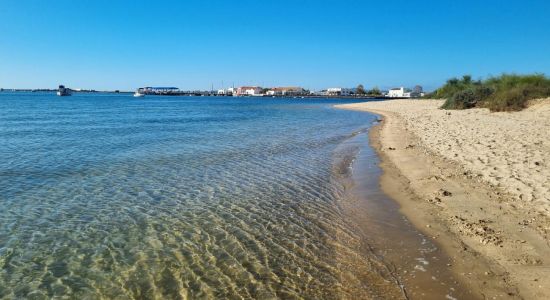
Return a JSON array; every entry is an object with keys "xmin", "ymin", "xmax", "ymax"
[{"xmin": 434, "ymin": 74, "xmax": 550, "ymax": 111}]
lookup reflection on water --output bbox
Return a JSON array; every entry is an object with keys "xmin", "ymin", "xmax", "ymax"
[{"xmin": 0, "ymin": 93, "xmax": 404, "ymax": 299}]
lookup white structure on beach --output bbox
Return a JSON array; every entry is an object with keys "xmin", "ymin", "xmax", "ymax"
[
  {"xmin": 236, "ymin": 86, "xmax": 263, "ymax": 96},
  {"xmin": 327, "ymin": 87, "xmax": 352, "ymax": 96}
]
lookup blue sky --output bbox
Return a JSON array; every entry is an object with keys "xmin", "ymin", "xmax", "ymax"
[{"xmin": 1, "ymin": 0, "xmax": 549, "ymax": 91}]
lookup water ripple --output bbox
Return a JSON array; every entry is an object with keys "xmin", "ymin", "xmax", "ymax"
[{"xmin": 0, "ymin": 93, "xmax": 401, "ymax": 299}]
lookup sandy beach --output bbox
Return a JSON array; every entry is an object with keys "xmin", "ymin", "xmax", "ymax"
[{"xmin": 336, "ymin": 99, "xmax": 550, "ymax": 299}]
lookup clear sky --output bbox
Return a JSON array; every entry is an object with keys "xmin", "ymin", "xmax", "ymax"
[{"xmin": 1, "ymin": 0, "xmax": 549, "ymax": 91}]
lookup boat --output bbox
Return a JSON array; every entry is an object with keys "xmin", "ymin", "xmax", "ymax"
[
  {"xmin": 56, "ymin": 85, "xmax": 72, "ymax": 96},
  {"xmin": 133, "ymin": 89, "xmax": 145, "ymax": 97}
]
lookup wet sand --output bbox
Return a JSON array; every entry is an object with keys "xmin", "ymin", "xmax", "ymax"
[
  {"xmin": 336, "ymin": 100, "xmax": 550, "ymax": 299},
  {"xmin": 334, "ymin": 130, "xmax": 476, "ymax": 299}
]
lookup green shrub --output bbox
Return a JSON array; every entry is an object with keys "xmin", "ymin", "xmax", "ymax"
[
  {"xmin": 433, "ymin": 75, "xmax": 481, "ymax": 99},
  {"xmin": 485, "ymin": 74, "xmax": 550, "ymax": 91},
  {"xmin": 367, "ymin": 86, "xmax": 382, "ymax": 96},
  {"xmin": 441, "ymin": 86, "xmax": 494, "ymax": 109},
  {"xmin": 483, "ymin": 85, "xmax": 550, "ymax": 111},
  {"xmin": 437, "ymin": 73, "xmax": 550, "ymax": 111}
]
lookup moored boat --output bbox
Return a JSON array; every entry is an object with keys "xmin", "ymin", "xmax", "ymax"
[
  {"xmin": 133, "ymin": 89, "xmax": 145, "ymax": 97},
  {"xmin": 57, "ymin": 85, "xmax": 72, "ymax": 96}
]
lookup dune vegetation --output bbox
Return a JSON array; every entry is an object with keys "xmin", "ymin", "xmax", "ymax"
[{"xmin": 431, "ymin": 74, "xmax": 550, "ymax": 111}]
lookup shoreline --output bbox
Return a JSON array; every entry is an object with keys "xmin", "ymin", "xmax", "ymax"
[
  {"xmin": 335, "ymin": 127, "xmax": 477, "ymax": 299},
  {"xmin": 336, "ymin": 100, "xmax": 550, "ymax": 299}
]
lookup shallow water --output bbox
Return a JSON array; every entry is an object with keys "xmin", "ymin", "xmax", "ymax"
[{"xmin": 0, "ymin": 93, "xmax": 408, "ymax": 299}]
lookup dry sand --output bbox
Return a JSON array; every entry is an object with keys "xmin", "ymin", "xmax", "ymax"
[{"xmin": 336, "ymin": 99, "xmax": 550, "ymax": 299}]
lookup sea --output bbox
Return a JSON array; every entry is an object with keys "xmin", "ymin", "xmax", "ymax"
[{"xmin": 0, "ymin": 92, "xmax": 464, "ymax": 299}]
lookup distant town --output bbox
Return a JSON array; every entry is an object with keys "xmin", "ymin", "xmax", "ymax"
[{"xmin": 0, "ymin": 84, "xmax": 425, "ymax": 98}]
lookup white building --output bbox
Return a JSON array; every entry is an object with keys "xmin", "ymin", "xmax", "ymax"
[
  {"xmin": 266, "ymin": 87, "xmax": 305, "ymax": 96},
  {"xmin": 387, "ymin": 86, "xmax": 424, "ymax": 98},
  {"xmin": 226, "ymin": 87, "xmax": 236, "ymax": 96},
  {"xmin": 388, "ymin": 87, "xmax": 405, "ymax": 98},
  {"xmin": 218, "ymin": 87, "xmax": 237, "ymax": 96},
  {"xmin": 327, "ymin": 87, "xmax": 352, "ymax": 96},
  {"xmin": 236, "ymin": 86, "xmax": 263, "ymax": 96},
  {"xmin": 313, "ymin": 90, "xmax": 328, "ymax": 96}
]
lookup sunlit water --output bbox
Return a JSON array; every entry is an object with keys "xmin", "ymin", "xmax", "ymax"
[{"xmin": 0, "ymin": 93, "xmax": 401, "ymax": 299}]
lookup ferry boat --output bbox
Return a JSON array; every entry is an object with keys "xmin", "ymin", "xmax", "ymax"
[{"xmin": 56, "ymin": 85, "xmax": 72, "ymax": 96}]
